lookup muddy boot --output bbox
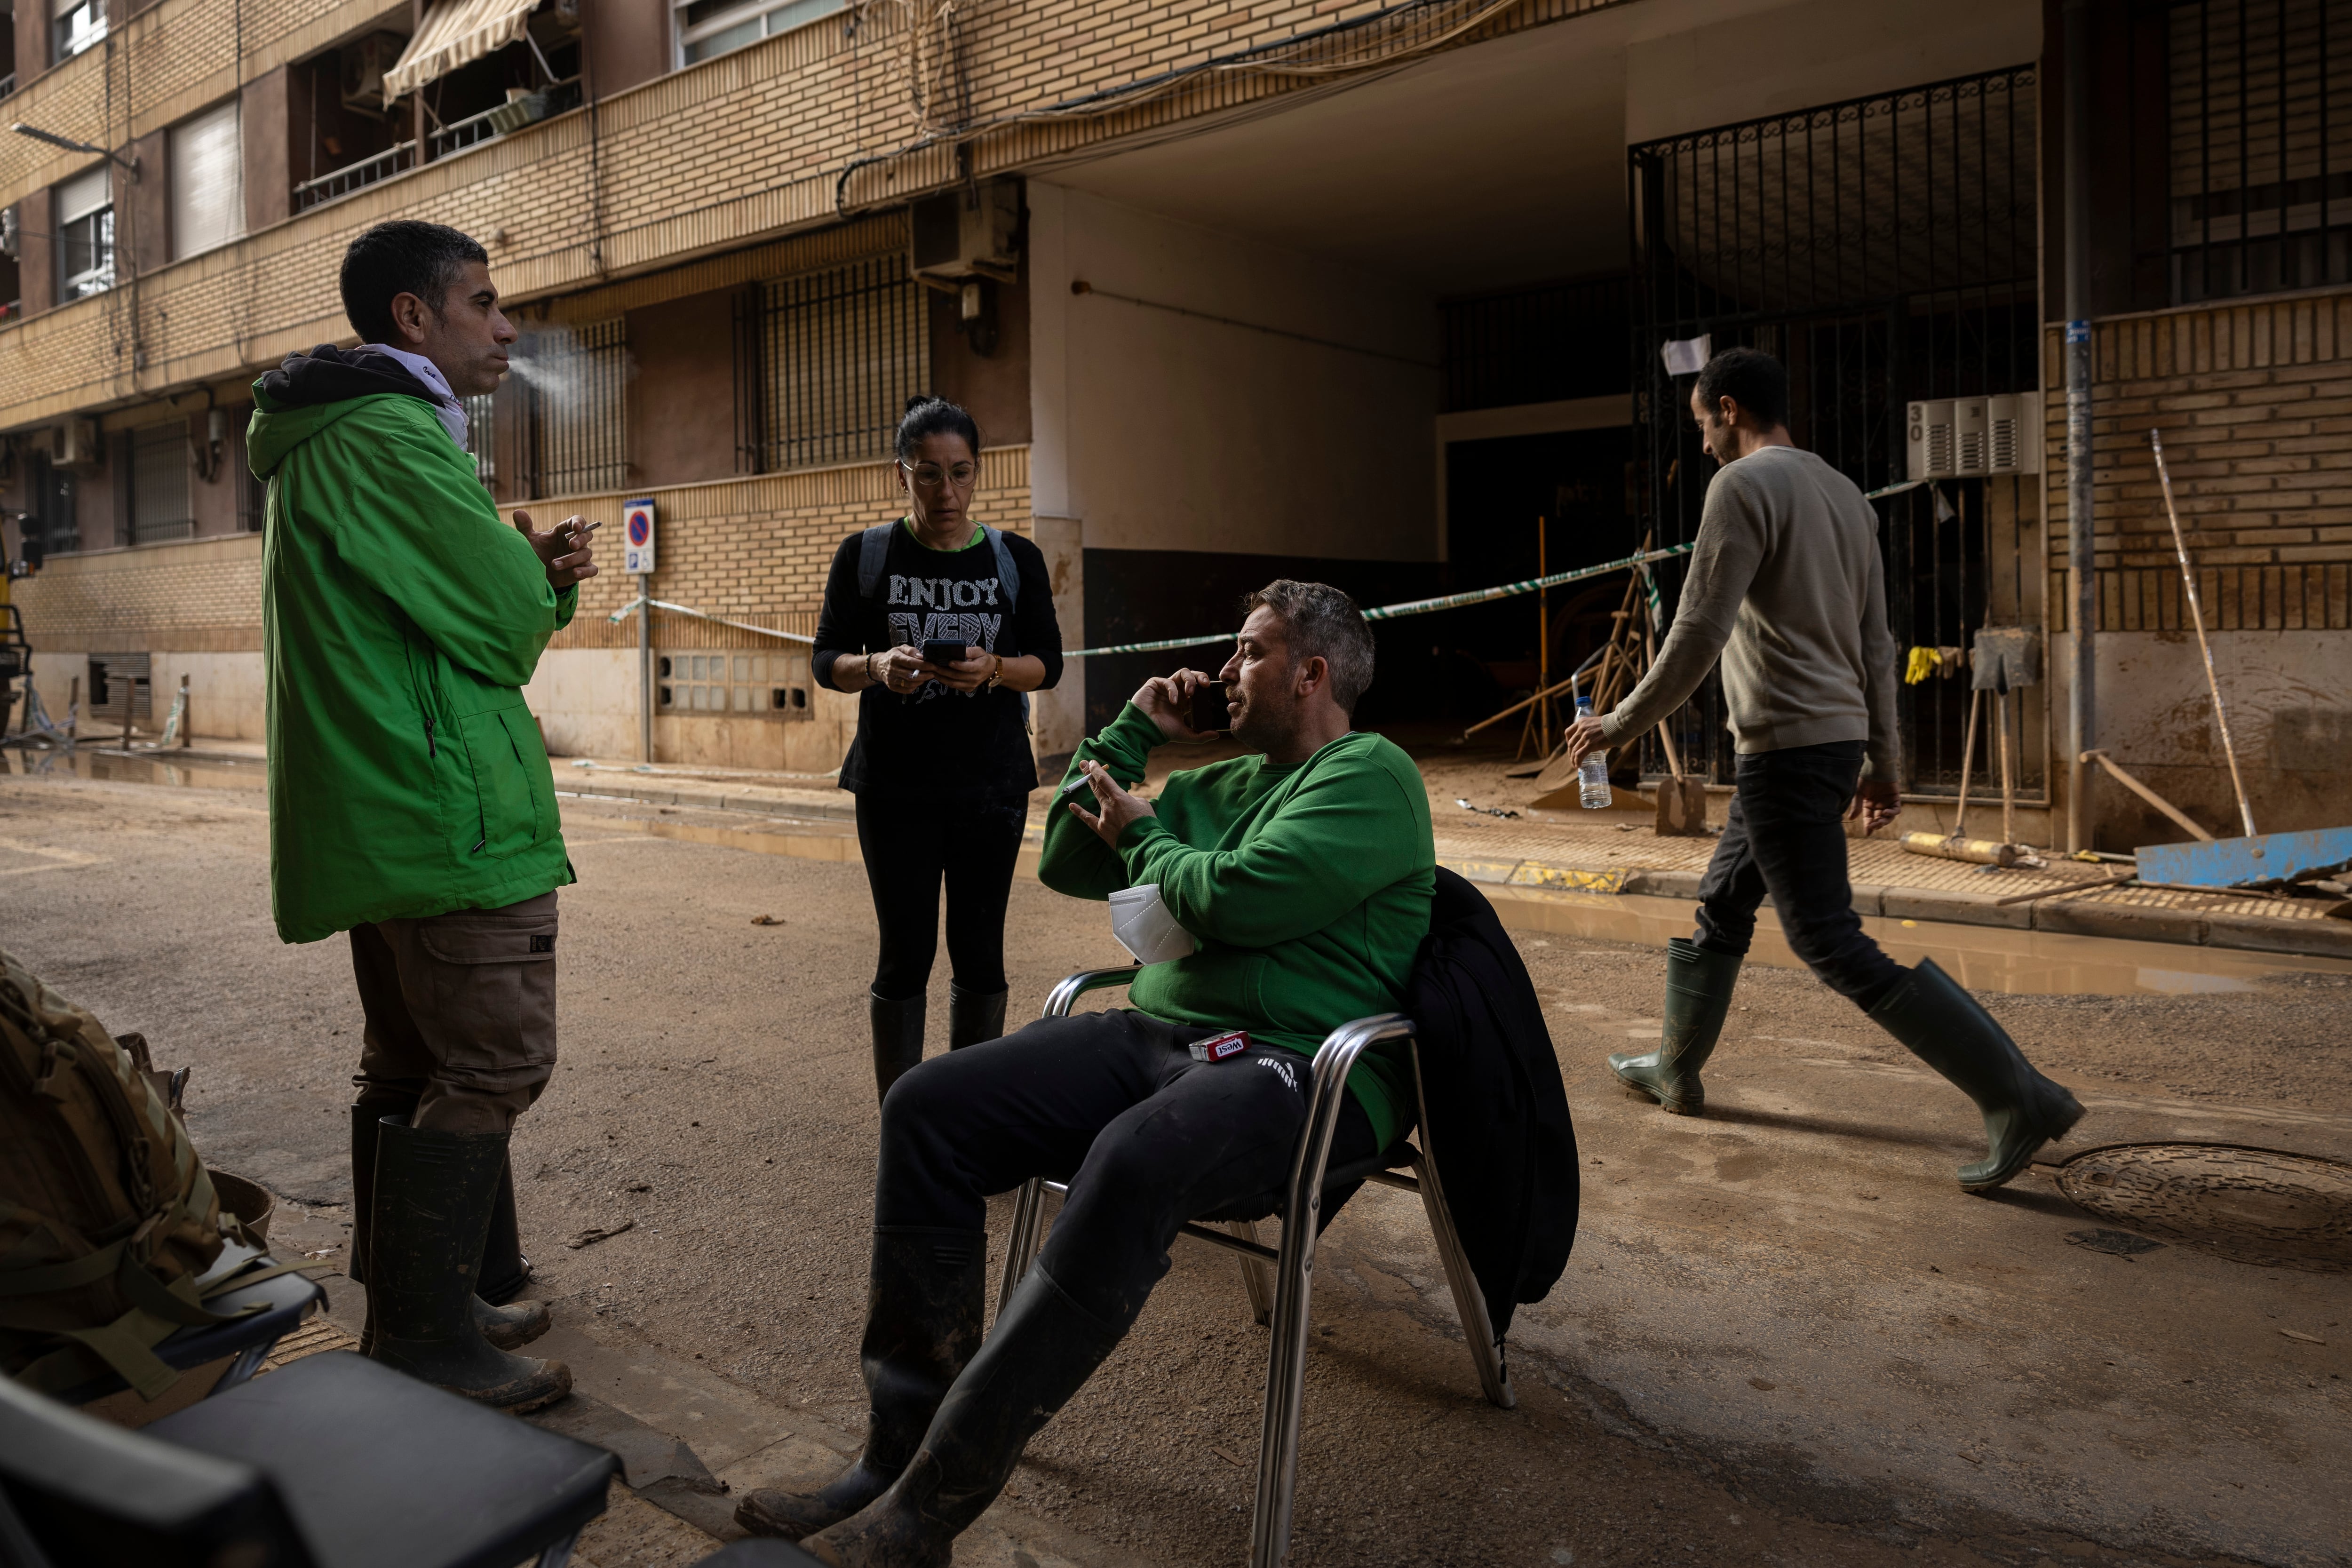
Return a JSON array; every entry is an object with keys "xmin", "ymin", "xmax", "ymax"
[
  {"xmin": 1868, "ymin": 958, "xmax": 2085, "ymax": 1193},
  {"xmin": 946, "ymin": 985, "xmax": 1006, "ymax": 1052},
  {"xmin": 734, "ymin": 1228, "xmax": 987, "ymax": 1541},
  {"xmin": 479, "ymin": 1156, "xmax": 534, "ymax": 1304},
  {"xmin": 871, "ymin": 991, "xmax": 926, "ymax": 1105},
  {"xmin": 801, "ymin": 1263, "xmax": 1124, "ymax": 1568},
  {"xmin": 364, "ymin": 1117, "xmax": 572, "ymax": 1412},
  {"xmin": 353, "ymin": 1109, "xmax": 550, "ymax": 1353},
  {"xmin": 1610, "ymin": 938, "xmax": 1742, "ymax": 1116}
]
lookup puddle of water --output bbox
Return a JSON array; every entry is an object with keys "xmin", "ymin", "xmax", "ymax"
[
  {"xmin": 1483, "ymin": 886, "xmax": 2352, "ymax": 998},
  {"xmin": 1, "ymin": 747, "xmax": 268, "ymax": 793}
]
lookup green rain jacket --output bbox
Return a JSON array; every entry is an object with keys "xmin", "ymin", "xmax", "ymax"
[{"xmin": 249, "ymin": 350, "xmax": 576, "ymax": 944}]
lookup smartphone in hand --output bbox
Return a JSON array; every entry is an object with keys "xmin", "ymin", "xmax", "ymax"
[
  {"xmin": 1190, "ymin": 681, "xmax": 1230, "ymax": 734},
  {"xmin": 921, "ymin": 639, "xmax": 968, "ymax": 667}
]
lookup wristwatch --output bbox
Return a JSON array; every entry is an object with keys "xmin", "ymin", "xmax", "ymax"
[{"xmin": 983, "ymin": 655, "xmax": 1004, "ymax": 692}]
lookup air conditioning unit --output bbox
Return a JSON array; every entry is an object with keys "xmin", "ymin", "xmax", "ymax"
[
  {"xmin": 52, "ymin": 418, "xmax": 103, "ymax": 472},
  {"xmin": 910, "ymin": 181, "xmax": 1020, "ymax": 288},
  {"xmin": 1907, "ymin": 392, "xmax": 2041, "ymax": 481},
  {"xmin": 342, "ymin": 33, "xmax": 406, "ymax": 115}
]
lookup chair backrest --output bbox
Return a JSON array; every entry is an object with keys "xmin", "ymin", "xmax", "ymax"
[
  {"xmin": 1402, "ymin": 868, "xmax": 1580, "ymax": 1337},
  {"xmin": 0, "ymin": 1371, "xmax": 315, "ymax": 1568}
]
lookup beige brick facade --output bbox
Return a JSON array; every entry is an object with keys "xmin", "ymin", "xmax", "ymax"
[{"xmin": 2045, "ymin": 287, "xmax": 2352, "ymax": 634}]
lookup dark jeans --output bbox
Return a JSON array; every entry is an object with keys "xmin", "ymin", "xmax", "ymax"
[
  {"xmin": 855, "ymin": 793, "xmax": 1027, "ymax": 1000},
  {"xmin": 1694, "ymin": 740, "xmax": 1906, "ymax": 1010},
  {"xmin": 875, "ymin": 1009, "xmax": 1377, "ymax": 1329}
]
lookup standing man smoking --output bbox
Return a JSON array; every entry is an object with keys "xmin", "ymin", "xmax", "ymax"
[
  {"xmin": 1568, "ymin": 348, "xmax": 2081, "ymax": 1192},
  {"xmin": 250, "ymin": 220, "xmax": 596, "ymax": 1409}
]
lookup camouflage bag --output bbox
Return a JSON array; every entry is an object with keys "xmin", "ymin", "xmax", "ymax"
[{"xmin": 0, "ymin": 946, "xmax": 260, "ymax": 1399}]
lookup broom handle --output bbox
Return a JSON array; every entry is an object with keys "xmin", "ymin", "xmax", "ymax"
[
  {"xmin": 2149, "ymin": 430, "xmax": 2257, "ymax": 838},
  {"xmin": 1953, "ymin": 686, "xmax": 1980, "ymax": 838}
]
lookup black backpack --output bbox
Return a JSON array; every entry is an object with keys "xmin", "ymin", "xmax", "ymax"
[{"xmin": 1404, "ymin": 868, "xmax": 1579, "ymax": 1337}]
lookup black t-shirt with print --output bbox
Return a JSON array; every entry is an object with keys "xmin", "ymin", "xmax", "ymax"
[{"xmin": 812, "ymin": 520, "xmax": 1064, "ymax": 800}]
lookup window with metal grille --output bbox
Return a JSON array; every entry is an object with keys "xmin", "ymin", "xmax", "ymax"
[
  {"xmin": 1440, "ymin": 277, "xmax": 1628, "ymax": 412},
  {"xmin": 462, "ymin": 392, "xmax": 496, "ymax": 491},
  {"xmin": 521, "ymin": 319, "xmax": 627, "ymax": 497},
  {"xmin": 2169, "ymin": 0, "xmax": 2352, "ymax": 302},
  {"xmin": 129, "ymin": 423, "xmax": 192, "ymax": 544},
  {"xmin": 655, "ymin": 650, "xmax": 814, "ymax": 721},
  {"xmin": 737, "ymin": 255, "xmax": 930, "ymax": 474},
  {"xmin": 1629, "ymin": 66, "xmax": 2042, "ymax": 796}
]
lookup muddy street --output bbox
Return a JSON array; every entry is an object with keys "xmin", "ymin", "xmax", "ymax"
[{"xmin": 3, "ymin": 764, "xmax": 2346, "ymax": 1568}]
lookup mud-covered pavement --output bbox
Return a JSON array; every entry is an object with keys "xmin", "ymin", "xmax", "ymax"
[{"xmin": 4, "ymin": 763, "xmax": 2347, "ymax": 1568}]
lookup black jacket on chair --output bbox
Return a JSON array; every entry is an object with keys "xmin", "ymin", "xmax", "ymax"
[{"xmin": 1404, "ymin": 868, "xmax": 1579, "ymax": 1337}]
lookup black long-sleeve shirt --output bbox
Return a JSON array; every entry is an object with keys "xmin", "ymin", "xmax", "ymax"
[{"xmin": 812, "ymin": 521, "xmax": 1063, "ymax": 800}]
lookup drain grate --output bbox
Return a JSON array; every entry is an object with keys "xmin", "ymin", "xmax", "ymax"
[{"xmin": 2057, "ymin": 1144, "xmax": 2352, "ymax": 1272}]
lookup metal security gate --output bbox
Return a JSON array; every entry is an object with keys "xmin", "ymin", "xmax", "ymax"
[{"xmin": 1628, "ymin": 66, "xmax": 2045, "ymax": 797}]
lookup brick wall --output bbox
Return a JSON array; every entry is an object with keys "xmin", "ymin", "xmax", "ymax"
[
  {"xmin": 10, "ymin": 446, "xmax": 1032, "ymax": 654},
  {"xmin": 523, "ymin": 445, "xmax": 1035, "ymax": 652},
  {"xmin": 2046, "ymin": 287, "xmax": 2352, "ymax": 633},
  {"xmin": 9, "ymin": 532, "xmax": 264, "ymax": 654},
  {"xmin": 0, "ymin": 0, "xmax": 1611, "ymax": 430}
]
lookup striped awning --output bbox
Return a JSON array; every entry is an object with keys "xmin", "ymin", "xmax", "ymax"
[{"xmin": 381, "ymin": 0, "xmax": 542, "ymax": 100}]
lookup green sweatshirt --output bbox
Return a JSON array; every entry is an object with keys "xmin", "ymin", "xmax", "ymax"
[
  {"xmin": 249, "ymin": 386, "xmax": 576, "ymax": 944},
  {"xmin": 1037, "ymin": 705, "xmax": 1436, "ymax": 1149}
]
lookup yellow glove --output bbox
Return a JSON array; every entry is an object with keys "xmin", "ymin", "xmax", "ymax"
[{"xmin": 1903, "ymin": 646, "xmax": 1938, "ymax": 685}]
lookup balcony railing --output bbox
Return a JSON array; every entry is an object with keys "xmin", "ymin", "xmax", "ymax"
[
  {"xmin": 294, "ymin": 141, "xmax": 418, "ymax": 213},
  {"xmin": 291, "ymin": 78, "xmax": 584, "ymax": 214},
  {"xmin": 0, "ymin": 72, "xmax": 16, "ymax": 101},
  {"xmin": 429, "ymin": 78, "xmax": 581, "ymax": 160}
]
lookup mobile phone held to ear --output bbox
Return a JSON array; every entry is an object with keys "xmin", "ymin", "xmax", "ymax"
[
  {"xmin": 921, "ymin": 639, "xmax": 968, "ymax": 668},
  {"xmin": 1190, "ymin": 681, "xmax": 1230, "ymax": 734}
]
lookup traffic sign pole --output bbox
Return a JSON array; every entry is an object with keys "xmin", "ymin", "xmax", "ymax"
[{"xmin": 623, "ymin": 500, "xmax": 657, "ymax": 764}]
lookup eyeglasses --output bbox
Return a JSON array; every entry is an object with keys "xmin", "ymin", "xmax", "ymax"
[{"xmin": 900, "ymin": 460, "xmax": 978, "ymax": 490}]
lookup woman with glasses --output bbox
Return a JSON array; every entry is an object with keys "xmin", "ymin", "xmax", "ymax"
[{"xmin": 813, "ymin": 395, "xmax": 1064, "ymax": 1103}]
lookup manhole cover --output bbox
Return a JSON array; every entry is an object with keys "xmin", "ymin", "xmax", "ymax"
[{"xmin": 2056, "ymin": 1144, "xmax": 2352, "ymax": 1271}]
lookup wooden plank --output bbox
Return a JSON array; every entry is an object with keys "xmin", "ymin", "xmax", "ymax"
[{"xmin": 2082, "ymin": 749, "xmax": 2214, "ymax": 843}]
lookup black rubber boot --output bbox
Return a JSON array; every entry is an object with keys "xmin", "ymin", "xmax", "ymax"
[
  {"xmin": 1610, "ymin": 937, "xmax": 1743, "ymax": 1116},
  {"xmin": 364, "ymin": 1117, "xmax": 572, "ymax": 1411},
  {"xmin": 946, "ymin": 985, "xmax": 1006, "ymax": 1052},
  {"xmin": 351, "ymin": 1108, "xmax": 550, "ymax": 1353},
  {"xmin": 800, "ymin": 1263, "xmax": 1124, "ymax": 1568},
  {"xmin": 1868, "ymin": 958, "xmax": 2086, "ymax": 1193},
  {"xmin": 871, "ymin": 991, "xmax": 926, "ymax": 1105},
  {"xmin": 734, "ymin": 1228, "xmax": 988, "ymax": 1541},
  {"xmin": 479, "ymin": 1158, "xmax": 535, "ymax": 1305}
]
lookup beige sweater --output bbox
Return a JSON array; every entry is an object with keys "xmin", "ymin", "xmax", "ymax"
[{"xmin": 1602, "ymin": 445, "xmax": 1899, "ymax": 778}]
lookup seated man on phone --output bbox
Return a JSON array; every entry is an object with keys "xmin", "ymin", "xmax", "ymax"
[{"xmin": 737, "ymin": 580, "xmax": 1433, "ymax": 1566}]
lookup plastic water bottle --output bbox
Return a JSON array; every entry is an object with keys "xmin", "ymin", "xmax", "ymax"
[{"xmin": 1574, "ymin": 696, "xmax": 1612, "ymax": 810}]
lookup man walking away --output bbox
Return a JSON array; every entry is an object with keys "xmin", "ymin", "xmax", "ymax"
[
  {"xmin": 249, "ymin": 221, "xmax": 598, "ymax": 1409},
  {"xmin": 1567, "ymin": 348, "xmax": 2081, "ymax": 1192}
]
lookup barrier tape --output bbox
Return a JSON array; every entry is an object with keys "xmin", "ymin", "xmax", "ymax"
[
  {"xmin": 1059, "ymin": 543, "xmax": 1699, "ymax": 659},
  {"xmin": 604, "ymin": 478, "xmax": 1930, "ymax": 661}
]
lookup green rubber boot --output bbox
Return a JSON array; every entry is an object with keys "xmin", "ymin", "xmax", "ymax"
[
  {"xmin": 1868, "ymin": 958, "xmax": 2085, "ymax": 1193},
  {"xmin": 1610, "ymin": 937, "xmax": 1743, "ymax": 1116}
]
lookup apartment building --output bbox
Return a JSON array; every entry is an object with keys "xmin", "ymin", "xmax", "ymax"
[{"xmin": 1, "ymin": 0, "xmax": 2344, "ymax": 848}]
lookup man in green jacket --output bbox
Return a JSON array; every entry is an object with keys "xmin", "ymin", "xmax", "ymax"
[
  {"xmin": 739, "ymin": 581, "xmax": 1434, "ymax": 1564},
  {"xmin": 251, "ymin": 220, "xmax": 596, "ymax": 1412}
]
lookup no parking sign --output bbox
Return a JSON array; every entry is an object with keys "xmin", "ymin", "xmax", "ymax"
[{"xmin": 622, "ymin": 497, "xmax": 656, "ymax": 575}]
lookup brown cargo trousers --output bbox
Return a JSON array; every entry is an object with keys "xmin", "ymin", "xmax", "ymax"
[{"xmin": 348, "ymin": 891, "xmax": 560, "ymax": 1136}]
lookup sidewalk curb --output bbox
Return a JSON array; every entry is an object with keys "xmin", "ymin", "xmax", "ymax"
[{"xmin": 1444, "ymin": 859, "xmax": 2352, "ymax": 962}]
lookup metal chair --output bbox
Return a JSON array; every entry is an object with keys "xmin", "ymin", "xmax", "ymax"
[{"xmin": 995, "ymin": 968, "xmax": 1515, "ymax": 1568}]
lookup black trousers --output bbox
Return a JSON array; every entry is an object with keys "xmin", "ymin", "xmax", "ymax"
[
  {"xmin": 854, "ymin": 794, "xmax": 1027, "ymax": 1000},
  {"xmin": 876, "ymin": 1009, "xmax": 1378, "ymax": 1329},
  {"xmin": 1693, "ymin": 740, "xmax": 1907, "ymax": 1010}
]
